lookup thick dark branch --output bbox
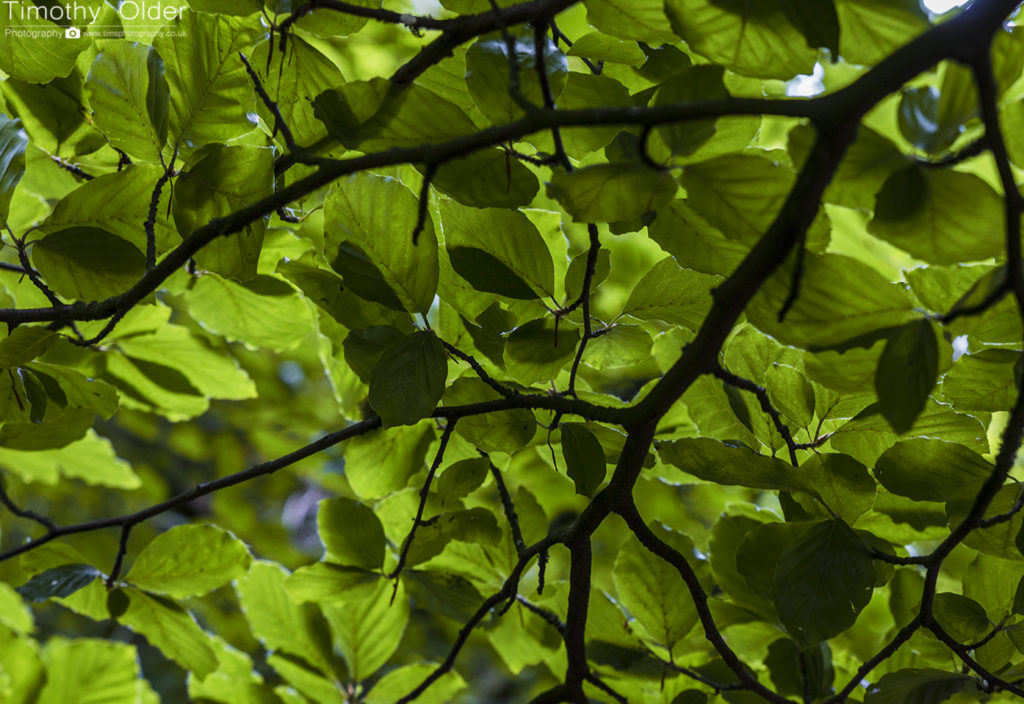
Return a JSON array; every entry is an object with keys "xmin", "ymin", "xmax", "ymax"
[{"xmin": 563, "ymin": 536, "xmax": 592, "ymax": 687}]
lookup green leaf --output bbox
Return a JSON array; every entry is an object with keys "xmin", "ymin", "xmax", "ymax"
[
  {"xmin": 874, "ymin": 320, "xmax": 939, "ymax": 434},
  {"xmin": 560, "ymin": 423, "xmax": 607, "ymax": 497},
  {"xmin": 185, "ymin": 274, "xmax": 313, "ymax": 351},
  {"xmin": 437, "ymin": 457, "xmax": 490, "ymax": 501},
  {"xmin": 187, "ymin": 638, "xmax": 266, "ymax": 704},
  {"xmin": 115, "ymin": 589, "xmax": 217, "ymax": 678},
  {"xmin": 613, "ymin": 528, "xmax": 700, "ymax": 658},
  {"xmin": 116, "ymin": 325, "xmax": 256, "ymax": 401},
  {"xmin": 665, "ymin": 0, "xmax": 817, "ymax": 80},
  {"xmin": 932, "ymin": 593, "xmax": 989, "ymax": 643},
  {"xmin": 429, "ymin": 149, "xmax": 539, "ymax": 209},
  {"xmin": 874, "ymin": 439, "xmax": 991, "ymax": 503},
  {"xmin": 441, "ymin": 200, "xmax": 555, "ymax": 300},
  {"xmin": 37, "ymin": 639, "xmax": 142, "ymax": 704},
  {"xmin": 0, "ymin": 14, "xmax": 89, "ymax": 83},
  {"xmin": 659, "ymin": 438, "xmax": 808, "ymax": 494},
  {"xmin": 863, "ymin": 668, "xmax": 972, "ymax": 704},
  {"xmin": 365, "ymin": 663, "xmax": 467, "ymax": 704},
  {"xmin": 285, "ymin": 563, "xmax": 380, "ymax": 604},
  {"xmin": 0, "ymin": 582, "xmax": 33, "ymax": 635},
  {"xmin": 125, "ymin": 524, "xmax": 252, "ymax": 598},
  {"xmin": 317, "ymin": 497, "xmax": 386, "ymax": 570},
  {"xmin": 653, "ymin": 66, "xmax": 728, "ymax": 155},
  {"xmin": 368, "ymin": 331, "xmax": 447, "ymax": 427},
  {"xmin": 647, "ymin": 200, "xmax": 749, "ymax": 277},
  {"xmin": 584, "ymin": 0, "xmax": 677, "ymax": 44},
  {"xmin": 868, "ymin": 168, "xmax": 1003, "ymax": 264},
  {"xmin": 503, "ymin": 318, "xmax": 579, "ymax": 385},
  {"xmin": 443, "ymin": 378, "xmax": 536, "ymax": 454},
  {"xmin": 86, "ymin": 42, "xmax": 169, "ymax": 163},
  {"xmin": 32, "ymin": 227, "xmax": 145, "ymax": 301},
  {"xmin": 681, "ymin": 155, "xmax": 795, "ymax": 246},
  {"xmin": 321, "ymin": 578, "xmax": 409, "ymax": 680},
  {"xmin": 173, "ymin": 145, "xmax": 273, "ymax": 281},
  {"xmin": 748, "ymin": 253, "xmax": 915, "ymax": 349},
  {"xmin": 17, "ymin": 564, "xmax": 101, "ymax": 604},
  {"xmin": 584, "ymin": 325, "xmax": 653, "ymax": 370},
  {"xmin": 248, "ymin": 35, "xmax": 347, "ymax": 147},
  {"xmin": 831, "ymin": 399, "xmax": 988, "ymax": 466},
  {"xmin": 0, "ymin": 327, "xmax": 57, "ymax": 367},
  {"xmin": 565, "ymin": 32, "xmax": 647, "ymax": 66},
  {"xmin": 52, "ymin": 431, "xmax": 140, "ymax": 489},
  {"xmin": 623, "ymin": 257, "xmax": 721, "ymax": 328},
  {"xmin": 466, "ymin": 34, "xmax": 567, "ymax": 124},
  {"xmin": 941, "ymin": 349, "xmax": 1020, "ymax": 412},
  {"xmin": 834, "ymin": 0, "xmax": 928, "ymax": 67},
  {"xmin": 344, "ymin": 422, "xmax": 434, "ymax": 499},
  {"xmin": 802, "ymin": 453, "xmax": 875, "ymax": 524},
  {"xmin": 155, "ymin": 12, "xmax": 258, "ymax": 149},
  {"xmin": 39, "ymin": 165, "xmax": 177, "ymax": 256},
  {"xmin": 773, "ymin": 519, "xmax": 875, "ymax": 646},
  {"xmin": 326, "ymin": 173, "xmax": 438, "ymax": 314},
  {"xmin": 315, "ymin": 82, "xmax": 478, "ymax": 151},
  {"xmin": 558, "ymin": 73, "xmax": 632, "ymax": 157},
  {"xmin": 236, "ymin": 562, "xmax": 335, "ymax": 674},
  {"xmin": 947, "ymin": 485, "xmax": 1023, "ymax": 560},
  {"xmin": 547, "ymin": 164, "xmax": 677, "ymax": 223},
  {"xmin": 0, "ymin": 115, "xmax": 28, "ymax": 223},
  {"xmin": 781, "ymin": 0, "xmax": 839, "ymax": 53},
  {"xmin": 267, "ymin": 654, "xmax": 344, "ymax": 703},
  {"xmin": 766, "ymin": 639, "xmax": 834, "ymax": 699}
]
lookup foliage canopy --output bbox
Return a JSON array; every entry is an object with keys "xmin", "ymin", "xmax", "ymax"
[{"xmin": 2, "ymin": 0, "xmax": 1024, "ymax": 702}]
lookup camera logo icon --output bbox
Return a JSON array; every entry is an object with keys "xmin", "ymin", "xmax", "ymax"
[{"xmin": 65, "ymin": 27, "xmax": 80, "ymax": 39}]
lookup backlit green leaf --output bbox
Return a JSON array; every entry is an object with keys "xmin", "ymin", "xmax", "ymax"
[
  {"xmin": 368, "ymin": 331, "xmax": 447, "ymax": 427},
  {"xmin": 125, "ymin": 524, "xmax": 252, "ymax": 598}
]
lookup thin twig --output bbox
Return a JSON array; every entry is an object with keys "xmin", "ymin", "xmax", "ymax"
[
  {"xmin": 389, "ymin": 422, "xmax": 456, "ymax": 583},
  {"xmin": 712, "ymin": 366, "xmax": 800, "ymax": 466},
  {"xmin": 487, "ymin": 456, "xmax": 526, "ymax": 554},
  {"xmin": 106, "ymin": 524, "xmax": 132, "ymax": 588},
  {"xmin": 50, "ymin": 156, "xmax": 93, "ymax": 181},
  {"xmin": 566, "ymin": 224, "xmax": 601, "ymax": 396},
  {"xmin": 412, "ymin": 162, "xmax": 436, "ymax": 245},
  {"xmin": 916, "ymin": 134, "xmax": 988, "ymax": 168},
  {"xmin": 441, "ymin": 340, "xmax": 516, "ymax": 398},
  {"xmin": 240, "ymin": 52, "xmax": 296, "ymax": 150},
  {"xmin": 533, "ymin": 21, "xmax": 570, "ymax": 170},
  {"xmin": 145, "ymin": 149, "xmax": 178, "ymax": 271},
  {"xmin": 0, "ymin": 476, "xmax": 57, "ymax": 531},
  {"xmin": 0, "ymin": 417, "xmax": 384, "ymax": 563},
  {"xmin": 549, "ymin": 18, "xmax": 601, "ymax": 74}
]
